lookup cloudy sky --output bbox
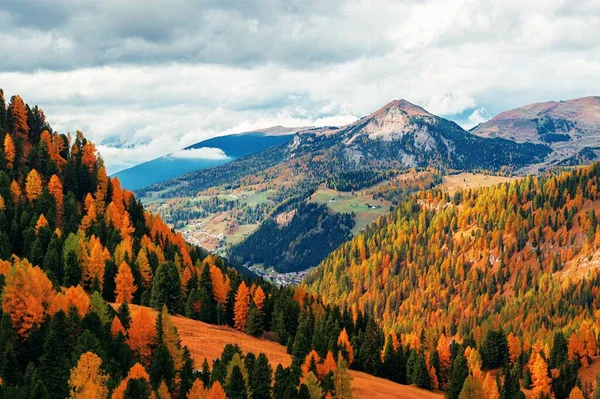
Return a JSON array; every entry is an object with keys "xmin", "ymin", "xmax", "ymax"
[{"xmin": 1, "ymin": 0, "xmax": 599, "ymax": 174}]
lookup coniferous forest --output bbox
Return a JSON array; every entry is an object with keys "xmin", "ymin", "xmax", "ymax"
[{"xmin": 1, "ymin": 88, "xmax": 600, "ymax": 399}]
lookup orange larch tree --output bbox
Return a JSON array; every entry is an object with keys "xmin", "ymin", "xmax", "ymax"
[
  {"xmin": 1, "ymin": 258, "xmax": 55, "ymax": 338},
  {"xmin": 337, "ymin": 328, "xmax": 354, "ymax": 365},
  {"xmin": 111, "ymin": 316, "xmax": 126, "ymax": 337},
  {"xmin": 10, "ymin": 180, "xmax": 21, "ymax": 203},
  {"xmin": 9, "ymin": 95, "xmax": 29, "ymax": 141},
  {"xmin": 253, "ymin": 285, "xmax": 266, "ymax": 312},
  {"xmin": 483, "ymin": 372, "xmax": 500, "ymax": 399},
  {"xmin": 81, "ymin": 141, "xmax": 97, "ymax": 172},
  {"xmin": 25, "ymin": 169, "xmax": 43, "ymax": 202},
  {"xmin": 50, "ymin": 285, "xmax": 90, "ymax": 317},
  {"xmin": 35, "ymin": 214, "xmax": 49, "ymax": 233},
  {"xmin": 507, "ymin": 332, "xmax": 522, "ymax": 365},
  {"xmin": 127, "ymin": 307, "xmax": 156, "ymax": 364},
  {"xmin": 233, "ymin": 281, "xmax": 251, "ymax": 331},
  {"xmin": 187, "ymin": 379, "xmax": 207, "ymax": 399},
  {"xmin": 211, "ymin": 265, "xmax": 230, "ymax": 309},
  {"xmin": 206, "ymin": 381, "xmax": 227, "ymax": 399},
  {"xmin": 48, "ymin": 174, "xmax": 64, "ymax": 226},
  {"xmin": 115, "ymin": 261, "xmax": 137, "ymax": 303},
  {"xmin": 3, "ymin": 133, "xmax": 15, "ymax": 169},
  {"xmin": 95, "ymin": 165, "xmax": 109, "ymax": 214},
  {"xmin": 111, "ymin": 363, "xmax": 150, "ymax": 399}
]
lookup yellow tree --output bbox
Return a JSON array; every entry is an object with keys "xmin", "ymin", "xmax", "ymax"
[
  {"xmin": 337, "ymin": 328, "xmax": 354, "ymax": 365},
  {"xmin": 85, "ymin": 239, "xmax": 108, "ymax": 288},
  {"xmin": 115, "ymin": 262, "xmax": 137, "ymax": 303},
  {"xmin": 483, "ymin": 372, "xmax": 500, "ymax": 399},
  {"xmin": 136, "ymin": 249, "xmax": 152, "ymax": 288},
  {"xmin": 68, "ymin": 351, "xmax": 109, "ymax": 399},
  {"xmin": 531, "ymin": 356, "xmax": 552, "ymax": 398},
  {"xmin": 507, "ymin": 333, "xmax": 522, "ymax": 365},
  {"xmin": 4, "ymin": 133, "xmax": 15, "ymax": 169},
  {"xmin": 25, "ymin": 169, "xmax": 43, "ymax": 202}
]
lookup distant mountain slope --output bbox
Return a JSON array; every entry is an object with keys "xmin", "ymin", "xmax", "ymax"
[
  {"xmin": 472, "ymin": 96, "xmax": 600, "ymax": 169},
  {"xmin": 114, "ymin": 126, "xmax": 305, "ymax": 190},
  {"xmin": 143, "ymin": 99, "xmax": 550, "ymax": 199},
  {"xmin": 305, "ymin": 162, "xmax": 600, "ymax": 340},
  {"xmin": 282, "ymin": 99, "xmax": 551, "ymax": 171}
]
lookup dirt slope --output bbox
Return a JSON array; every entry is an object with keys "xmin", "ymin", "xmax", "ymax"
[{"xmin": 123, "ymin": 304, "xmax": 443, "ymax": 398}]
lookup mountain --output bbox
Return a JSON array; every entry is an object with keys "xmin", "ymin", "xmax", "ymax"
[
  {"xmin": 143, "ymin": 99, "xmax": 550, "ymax": 199},
  {"xmin": 140, "ymin": 100, "xmax": 550, "ymax": 273},
  {"xmin": 281, "ymin": 99, "xmax": 551, "ymax": 171},
  {"xmin": 114, "ymin": 126, "xmax": 305, "ymax": 190},
  {"xmin": 472, "ymin": 96, "xmax": 600, "ymax": 169}
]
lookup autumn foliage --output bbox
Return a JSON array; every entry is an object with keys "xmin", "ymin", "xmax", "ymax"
[
  {"xmin": 1, "ymin": 257, "xmax": 55, "ymax": 338},
  {"xmin": 68, "ymin": 351, "xmax": 109, "ymax": 399},
  {"xmin": 233, "ymin": 281, "xmax": 250, "ymax": 331},
  {"xmin": 115, "ymin": 261, "xmax": 137, "ymax": 303}
]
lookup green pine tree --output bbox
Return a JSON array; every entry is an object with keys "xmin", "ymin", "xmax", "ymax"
[
  {"xmin": 150, "ymin": 262, "xmax": 184, "ymax": 314},
  {"xmin": 250, "ymin": 353, "xmax": 272, "ymax": 399}
]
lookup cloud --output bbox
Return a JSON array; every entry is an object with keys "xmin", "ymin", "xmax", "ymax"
[
  {"xmin": 463, "ymin": 108, "xmax": 492, "ymax": 130},
  {"xmin": 0, "ymin": 0, "xmax": 598, "ymax": 174},
  {"xmin": 170, "ymin": 147, "xmax": 230, "ymax": 160}
]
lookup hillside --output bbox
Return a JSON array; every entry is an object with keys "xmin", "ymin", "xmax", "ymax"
[
  {"xmin": 472, "ymin": 96, "xmax": 600, "ymax": 170},
  {"xmin": 305, "ymin": 162, "xmax": 600, "ymax": 398},
  {"xmin": 126, "ymin": 304, "xmax": 444, "ymax": 399},
  {"xmin": 114, "ymin": 126, "xmax": 304, "ymax": 190},
  {"xmin": 0, "ymin": 89, "xmax": 418, "ymax": 399}
]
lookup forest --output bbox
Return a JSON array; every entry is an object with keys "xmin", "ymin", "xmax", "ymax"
[
  {"xmin": 0, "ymin": 89, "xmax": 364, "ymax": 399},
  {"xmin": 228, "ymin": 202, "xmax": 355, "ymax": 273},
  {"xmin": 0, "ymin": 88, "xmax": 597, "ymax": 399},
  {"xmin": 307, "ymin": 160, "xmax": 600, "ymax": 398}
]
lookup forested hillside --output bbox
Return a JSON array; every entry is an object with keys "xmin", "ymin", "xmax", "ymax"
[
  {"xmin": 0, "ymin": 89, "xmax": 382, "ymax": 398},
  {"xmin": 228, "ymin": 202, "xmax": 355, "ymax": 272},
  {"xmin": 306, "ymin": 162, "xmax": 600, "ymax": 398},
  {"xmin": 0, "ymin": 89, "xmax": 461, "ymax": 399}
]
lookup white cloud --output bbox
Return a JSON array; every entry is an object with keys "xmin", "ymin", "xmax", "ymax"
[
  {"xmin": 463, "ymin": 108, "xmax": 492, "ymax": 130},
  {"xmin": 170, "ymin": 147, "xmax": 230, "ymax": 160},
  {"xmin": 313, "ymin": 115, "xmax": 358, "ymax": 127},
  {"xmin": 0, "ymin": 0, "xmax": 598, "ymax": 174}
]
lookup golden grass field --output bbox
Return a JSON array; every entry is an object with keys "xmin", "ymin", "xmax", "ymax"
[
  {"xmin": 123, "ymin": 305, "xmax": 443, "ymax": 398},
  {"xmin": 441, "ymin": 173, "xmax": 517, "ymax": 195}
]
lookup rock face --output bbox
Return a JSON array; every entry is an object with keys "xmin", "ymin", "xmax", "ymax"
[
  {"xmin": 471, "ymin": 96, "xmax": 600, "ymax": 169},
  {"xmin": 287, "ymin": 99, "xmax": 550, "ymax": 171}
]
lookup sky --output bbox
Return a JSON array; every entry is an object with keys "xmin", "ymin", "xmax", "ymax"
[{"xmin": 1, "ymin": 0, "xmax": 599, "ymax": 174}]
